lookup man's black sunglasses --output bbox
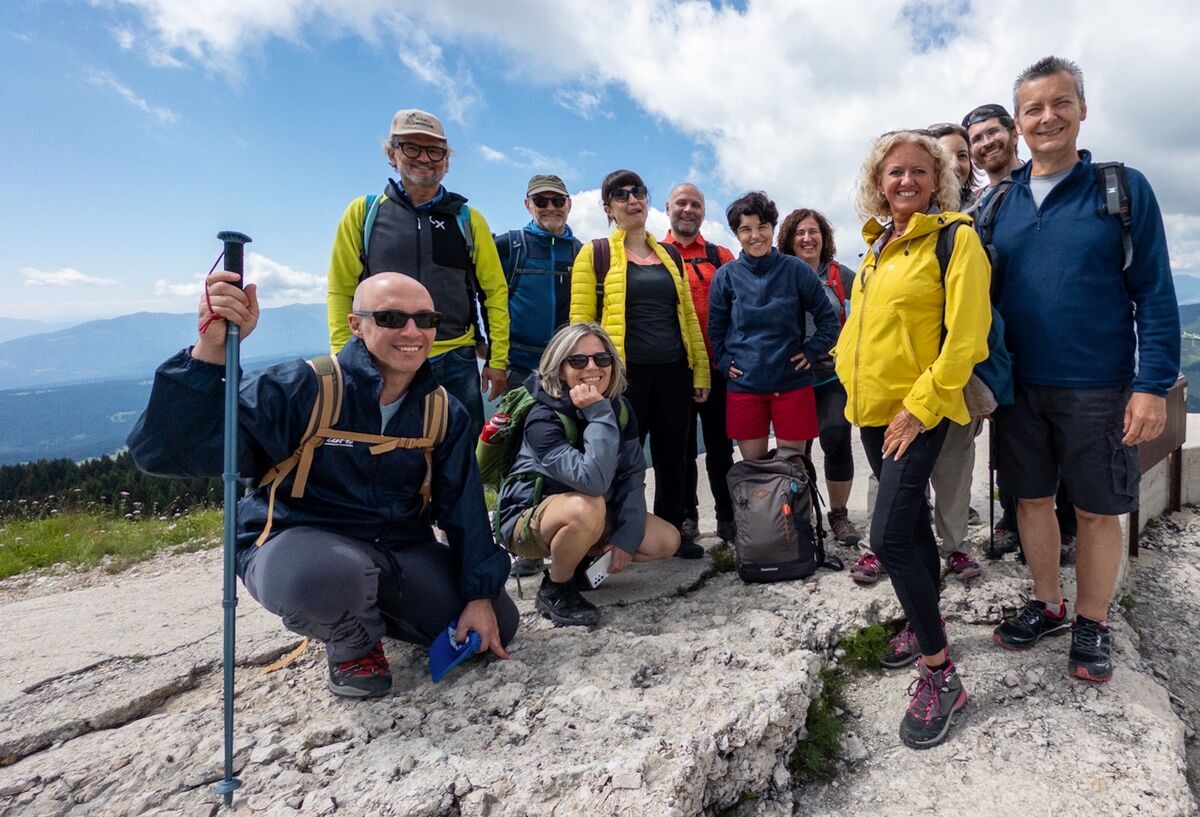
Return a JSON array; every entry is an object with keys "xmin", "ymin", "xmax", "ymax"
[
  {"xmin": 353, "ymin": 309, "xmax": 442, "ymax": 329},
  {"xmin": 608, "ymin": 185, "xmax": 648, "ymax": 202},
  {"xmin": 531, "ymin": 194, "xmax": 568, "ymax": 208},
  {"xmin": 565, "ymin": 352, "xmax": 615, "ymax": 369}
]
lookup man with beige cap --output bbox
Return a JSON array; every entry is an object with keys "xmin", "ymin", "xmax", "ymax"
[{"xmin": 327, "ymin": 108, "xmax": 509, "ymax": 434}]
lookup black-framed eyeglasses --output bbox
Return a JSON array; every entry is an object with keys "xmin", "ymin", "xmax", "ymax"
[
  {"xmin": 353, "ymin": 309, "xmax": 442, "ymax": 329},
  {"xmin": 391, "ymin": 141, "xmax": 448, "ymax": 161},
  {"xmin": 531, "ymin": 194, "xmax": 568, "ymax": 208},
  {"xmin": 608, "ymin": 185, "xmax": 648, "ymax": 203},
  {"xmin": 564, "ymin": 352, "xmax": 615, "ymax": 369}
]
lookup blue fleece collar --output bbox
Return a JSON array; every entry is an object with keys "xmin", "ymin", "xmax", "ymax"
[{"xmin": 524, "ymin": 220, "xmax": 575, "ymax": 241}]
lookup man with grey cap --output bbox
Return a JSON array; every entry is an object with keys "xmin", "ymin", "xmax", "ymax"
[
  {"xmin": 327, "ymin": 108, "xmax": 510, "ymax": 435},
  {"xmin": 494, "ymin": 173, "xmax": 583, "ymax": 578}
]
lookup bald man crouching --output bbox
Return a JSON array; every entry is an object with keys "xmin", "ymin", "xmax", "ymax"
[{"xmin": 128, "ymin": 271, "xmax": 518, "ymax": 699}]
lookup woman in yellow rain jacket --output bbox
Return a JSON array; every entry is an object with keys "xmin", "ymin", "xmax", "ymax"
[{"xmin": 834, "ymin": 130, "xmax": 990, "ymax": 750}]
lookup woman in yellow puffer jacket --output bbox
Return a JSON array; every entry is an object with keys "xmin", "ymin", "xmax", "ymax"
[
  {"xmin": 834, "ymin": 130, "xmax": 990, "ymax": 751},
  {"xmin": 569, "ymin": 169, "xmax": 710, "ymax": 557}
]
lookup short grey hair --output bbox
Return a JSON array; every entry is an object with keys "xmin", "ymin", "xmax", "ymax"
[
  {"xmin": 536, "ymin": 323, "xmax": 627, "ymax": 400},
  {"xmin": 1013, "ymin": 56, "xmax": 1085, "ymax": 112}
]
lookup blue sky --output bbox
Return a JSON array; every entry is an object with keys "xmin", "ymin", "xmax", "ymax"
[{"xmin": 2, "ymin": 0, "xmax": 1198, "ymax": 322}]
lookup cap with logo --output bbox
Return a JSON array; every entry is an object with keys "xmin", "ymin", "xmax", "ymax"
[
  {"xmin": 526, "ymin": 174, "xmax": 569, "ymax": 198},
  {"xmin": 390, "ymin": 109, "xmax": 446, "ymax": 140}
]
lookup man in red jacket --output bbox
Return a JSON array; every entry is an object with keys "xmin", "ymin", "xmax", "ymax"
[{"xmin": 662, "ymin": 183, "xmax": 737, "ymax": 545}]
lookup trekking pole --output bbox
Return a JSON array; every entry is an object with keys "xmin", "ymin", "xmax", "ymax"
[
  {"xmin": 215, "ymin": 230, "xmax": 251, "ymax": 808},
  {"xmin": 988, "ymin": 418, "xmax": 995, "ymax": 554}
]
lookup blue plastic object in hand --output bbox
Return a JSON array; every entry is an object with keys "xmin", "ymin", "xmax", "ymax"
[{"xmin": 428, "ymin": 619, "xmax": 481, "ymax": 682}]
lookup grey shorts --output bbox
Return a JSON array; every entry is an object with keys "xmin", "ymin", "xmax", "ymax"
[{"xmin": 993, "ymin": 383, "xmax": 1139, "ymax": 515}]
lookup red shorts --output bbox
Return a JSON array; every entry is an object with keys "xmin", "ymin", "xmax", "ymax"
[{"xmin": 726, "ymin": 386, "xmax": 819, "ymax": 442}]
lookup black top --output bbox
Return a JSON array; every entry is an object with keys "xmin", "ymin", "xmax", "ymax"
[{"xmin": 624, "ymin": 261, "xmax": 683, "ymax": 365}]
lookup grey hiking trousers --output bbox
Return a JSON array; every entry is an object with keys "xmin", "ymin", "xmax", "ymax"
[{"xmin": 243, "ymin": 527, "xmax": 519, "ymax": 663}]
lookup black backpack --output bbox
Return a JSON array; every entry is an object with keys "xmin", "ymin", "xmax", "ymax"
[{"xmin": 726, "ymin": 451, "xmax": 844, "ymax": 583}]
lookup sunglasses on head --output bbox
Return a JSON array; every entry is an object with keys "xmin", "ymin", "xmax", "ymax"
[
  {"xmin": 353, "ymin": 309, "xmax": 442, "ymax": 329},
  {"xmin": 531, "ymin": 194, "xmax": 568, "ymax": 208},
  {"xmin": 962, "ymin": 104, "xmax": 1012, "ymax": 129},
  {"xmin": 565, "ymin": 352, "xmax": 614, "ymax": 369},
  {"xmin": 608, "ymin": 185, "xmax": 648, "ymax": 202}
]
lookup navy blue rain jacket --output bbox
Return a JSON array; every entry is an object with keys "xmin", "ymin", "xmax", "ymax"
[
  {"xmin": 126, "ymin": 338, "xmax": 510, "ymax": 600},
  {"xmin": 707, "ymin": 249, "xmax": 840, "ymax": 394}
]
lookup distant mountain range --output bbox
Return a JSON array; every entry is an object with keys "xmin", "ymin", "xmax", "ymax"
[{"xmin": 0, "ymin": 303, "xmax": 329, "ymax": 391}]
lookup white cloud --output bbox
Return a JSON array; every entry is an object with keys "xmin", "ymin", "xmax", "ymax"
[
  {"xmin": 567, "ymin": 187, "xmax": 737, "ymax": 251},
  {"xmin": 21, "ymin": 267, "xmax": 118, "ymax": 287},
  {"xmin": 86, "ymin": 69, "xmax": 180, "ymax": 124},
  {"xmin": 477, "ymin": 144, "xmax": 573, "ymax": 176},
  {"xmin": 479, "ymin": 145, "xmax": 509, "ymax": 162},
  {"xmin": 152, "ymin": 252, "xmax": 323, "ymax": 306},
  {"xmin": 106, "ymin": 0, "xmax": 1200, "ymax": 256}
]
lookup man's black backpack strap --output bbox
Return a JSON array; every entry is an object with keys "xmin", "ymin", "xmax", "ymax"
[
  {"xmin": 795, "ymin": 453, "xmax": 844, "ymax": 572},
  {"xmin": 1094, "ymin": 162, "xmax": 1133, "ymax": 271},
  {"xmin": 497, "ymin": 229, "xmax": 526, "ymax": 284}
]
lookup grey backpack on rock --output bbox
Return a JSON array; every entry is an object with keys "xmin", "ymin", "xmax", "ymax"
[{"xmin": 726, "ymin": 452, "xmax": 844, "ymax": 584}]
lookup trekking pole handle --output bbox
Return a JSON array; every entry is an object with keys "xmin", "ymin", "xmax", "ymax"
[{"xmin": 218, "ymin": 231, "xmax": 252, "ymax": 288}]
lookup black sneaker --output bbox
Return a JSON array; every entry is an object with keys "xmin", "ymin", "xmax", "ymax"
[
  {"xmin": 674, "ymin": 532, "xmax": 705, "ymax": 559},
  {"xmin": 899, "ymin": 660, "xmax": 967, "ymax": 749},
  {"xmin": 993, "ymin": 596, "xmax": 1070, "ymax": 651},
  {"xmin": 327, "ymin": 641, "xmax": 392, "ymax": 699},
  {"xmin": 1069, "ymin": 616, "xmax": 1113, "ymax": 682},
  {"xmin": 535, "ymin": 572, "xmax": 600, "ymax": 627},
  {"xmin": 510, "ymin": 556, "xmax": 545, "ymax": 578}
]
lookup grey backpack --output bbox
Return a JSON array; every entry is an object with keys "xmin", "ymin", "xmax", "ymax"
[{"xmin": 726, "ymin": 452, "xmax": 844, "ymax": 583}]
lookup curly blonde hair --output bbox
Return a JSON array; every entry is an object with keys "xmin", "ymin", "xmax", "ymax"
[{"xmin": 854, "ymin": 131, "xmax": 962, "ymax": 222}]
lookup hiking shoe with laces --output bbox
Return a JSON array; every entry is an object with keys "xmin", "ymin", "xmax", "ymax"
[
  {"xmin": 827, "ymin": 508, "xmax": 863, "ymax": 547},
  {"xmin": 850, "ymin": 552, "xmax": 884, "ymax": 585},
  {"xmin": 535, "ymin": 572, "xmax": 600, "ymax": 627},
  {"xmin": 899, "ymin": 660, "xmax": 967, "ymax": 749},
  {"xmin": 881, "ymin": 620, "xmax": 948, "ymax": 669},
  {"xmin": 1069, "ymin": 616, "xmax": 1113, "ymax": 682},
  {"xmin": 327, "ymin": 641, "xmax": 392, "ymax": 699},
  {"xmin": 1060, "ymin": 534, "xmax": 1077, "ymax": 566},
  {"xmin": 984, "ymin": 527, "xmax": 1020, "ymax": 560},
  {"xmin": 945, "ymin": 550, "xmax": 982, "ymax": 582},
  {"xmin": 716, "ymin": 518, "xmax": 737, "ymax": 543},
  {"xmin": 510, "ymin": 557, "xmax": 545, "ymax": 578},
  {"xmin": 993, "ymin": 596, "xmax": 1070, "ymax": 651}
]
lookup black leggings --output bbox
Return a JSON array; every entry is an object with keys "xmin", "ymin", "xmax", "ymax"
[
  {"xmin": 243, "ymin": 527, "xmax": 520, "ymax": 663},
  {"xmin": 806, "ymin": 379, "xmax": 855, "ymax": 484},
  {"xmin": 861, "ymin": 422, "xmax": 950, "ymax": 656},
  {"xmin": 626, "ymin": 357, "xmax": 693, "ymax": 529}
]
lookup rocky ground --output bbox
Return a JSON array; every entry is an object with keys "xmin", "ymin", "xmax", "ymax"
[{"xmin": 1, "ymin": 508, "xmax": 1198, "ymax": 817}]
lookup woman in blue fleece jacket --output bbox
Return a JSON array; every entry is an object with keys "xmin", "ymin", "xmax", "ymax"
[{"xmin": 707, "ymin": 191, "xmax": 839, "ymax": 460}]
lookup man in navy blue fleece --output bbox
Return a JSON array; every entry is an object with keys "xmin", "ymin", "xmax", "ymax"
[
  {"xmin": 129, "ymin": 272, "xmax": 517, "ymax": 699},
  {"xmin": 990, "ymin": 57, "xmax": 1180, "ymax": 683}
]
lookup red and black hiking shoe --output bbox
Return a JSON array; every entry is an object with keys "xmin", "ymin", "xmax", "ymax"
[
  {"xmin": 1068, "ymin": 616, "xmax": 1113, "ymax": 682},
  {"xmin": 327, "ymin": 641, "xmax": 392, "ymax": 699},
  {"xmin": 899, "ymin": 659, "xmax": 968, "ymax": 749}
]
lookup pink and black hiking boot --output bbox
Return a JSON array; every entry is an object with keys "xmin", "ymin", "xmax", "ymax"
[
  {"xmin": 945, "ymin": 550, "xmax": 982, "ymax": 582},
  {"xmin": 327, "ymin": 641, "xmax": 392, "ymax": 699},
  {"xmin": 899, "ymin": 659, "xmax": 967, "ymax": 749},
  {"xmin": 882, "ymin": 619, "xmax": 949, "ymax": 669}
]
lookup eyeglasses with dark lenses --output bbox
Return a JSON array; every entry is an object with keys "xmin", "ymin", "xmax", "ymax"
[
  {"xmin": 353, "ymin": 310, "xmax": 442, "ymax": 329},
  {"xmin": 531, "ymin": 194, "xmax": 568, "ymax": 208},
  {"xmin": 608, "ymin": 185, "xmax": 648, "ymax": 202},
  {"xmin": 392, "ymin": 141, "xmax": 448, "ymax": 162},
  {"xmin": 565, "ymin": 352, "xmax": 615, "ymax": 369}
]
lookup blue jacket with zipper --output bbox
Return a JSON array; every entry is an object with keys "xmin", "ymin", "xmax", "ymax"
[
  {"xmin": 495, "ymin": 222, "xmax": 583, "ymax": 372},
  {"xmin": 707, "ymin": 248, "xmax": 840, "ymax": 394},
  {"xmin": 990, "ymin": 150, "xmax": 1179, "ymax": 395},
  {"xmin": 126, "ymin": 338, "xmax": 510, "ymax": 600}
]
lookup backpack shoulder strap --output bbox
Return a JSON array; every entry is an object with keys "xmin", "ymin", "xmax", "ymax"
[
  {"xmin": 704, "ymin": 241, "xmax": 723, "ymax": 270},
  {"xmin": 935, "ymin": 220, "xmax": 964, "ymax": 284},
  {"xmin": 416, "ymin": 385, "xmax": 450, "ymax": 512},
  {"xmin": 499, "ymin": 229, "xmax": 525, "ymax": 282},
  {"xmin": 553, "ymin": 410, "xmax": 580, "ymax": 447},
  {"xmin": 591, "ymin": 238, "xmax": 611, "ymax": 317},
  {"xmin": 456, "ymin": 204, "xmax": 475, "ymax": 261},
  {"xmin": 254, "ymin": 354, "xmax": 343, "ymax": 546},
  {"xmin": 661, "ymin": 242, "xmax": 686, "ymax": 279},
  {"xmin": 361, "ymin": 194, "xmax": 384, "ymax": 262},
  {"xmin": 1094, "ymin": 162, "xmax": 1133, "ymax": 271}
]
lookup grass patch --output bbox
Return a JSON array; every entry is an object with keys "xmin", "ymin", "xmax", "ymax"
[
  {"xmin": 709, "ymin": 542, "xmax": 738, "ymax": 573},
  {"xmin": 789, "ymin": 665, "xmax": 846, "ymax": 783},
  {"xmin": 1118, "ymin": 594, "xmax": 1136, "ymax": 616},
  {"xmin": 838, "ymin": 622, "xmax": 893, "ymax": 671},
  {"xmin": 0, "ymin": 509, "xmax": 222, "ymax": 580}
]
